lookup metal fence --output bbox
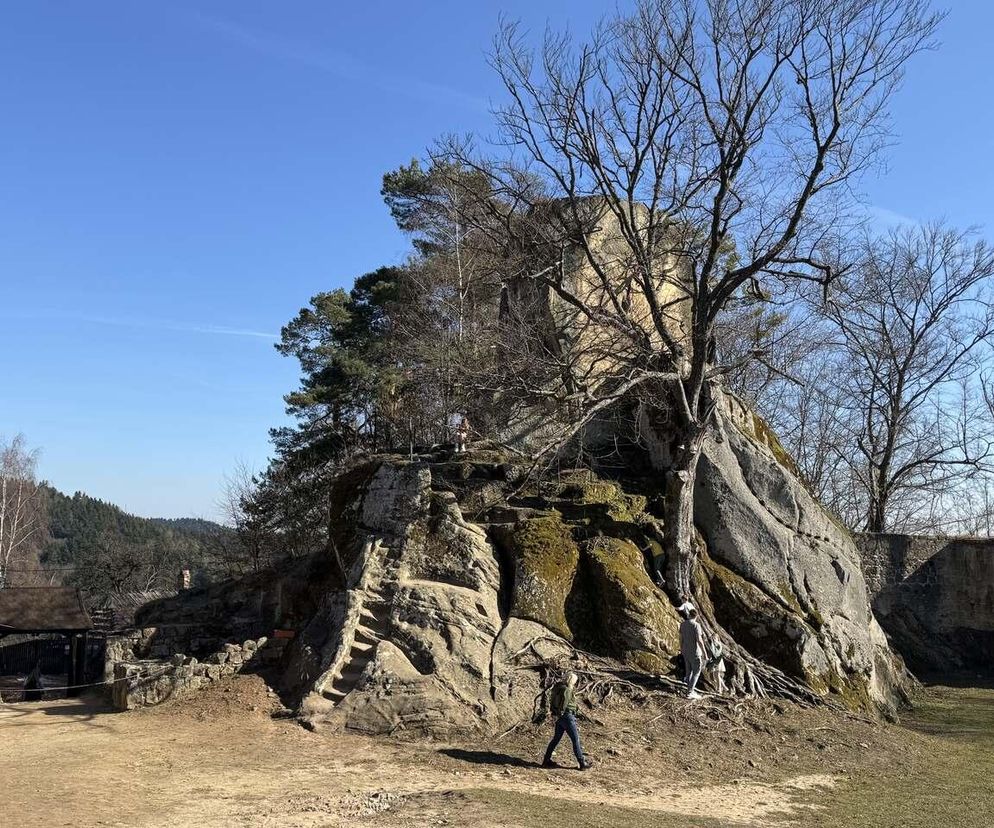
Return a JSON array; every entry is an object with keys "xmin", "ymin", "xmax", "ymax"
[{"xmin": 0, "ymin": 636, "xmax": 70, "ymax": 676}]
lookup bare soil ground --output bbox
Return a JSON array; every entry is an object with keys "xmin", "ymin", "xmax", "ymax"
[{"xmin": 2, "ymin": 675, "xmax": 992, "ymax": 827}]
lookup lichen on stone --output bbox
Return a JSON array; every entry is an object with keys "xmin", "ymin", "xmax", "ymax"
[
  {"xmin": 584, "ymin": 536, "xmax": 680, "ymax": 671},
  {"xmin": 503, "ymin": 514, "xmax": 580, "ymax": 639}
]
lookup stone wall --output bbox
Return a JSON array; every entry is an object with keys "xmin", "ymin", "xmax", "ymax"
[
  {"xmin": 103, "ymin": 626, "xmax": 237, "ymax": 682},
  {"xmin": 856, "ymin": 533, "xmax": 994, "ymax": 674},
  {"xmin": 111, "ymin": 635, "xmax": 290, "ymax": 710}
]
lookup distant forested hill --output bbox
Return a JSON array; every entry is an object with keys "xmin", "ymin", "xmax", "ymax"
[
  {"xmin": 41, "ymin": 487, "xmax": 230, "ymax": 596},
  {"xmin": 150, "ymin": 517, "xmax": 226, "ymax": 537}
]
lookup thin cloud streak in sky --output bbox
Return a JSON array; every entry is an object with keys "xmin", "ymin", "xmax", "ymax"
[
  {"xmin": 3, "ymin": 311, "xmax": 278, "ymax": 340},
  {"xmin": 187, "ymin": 323, "xmax": 279, "ymax": 340},
  {"xmin": 82, "ymin": 315, "xmax": 279, "ymax": 340},
  {"xmin": 190, "ymin": 12, "xmax": 489, "ymax": 113},
  {"xmin": 866, "ymin": 205, "xmax": 921, "ymax": 229}
]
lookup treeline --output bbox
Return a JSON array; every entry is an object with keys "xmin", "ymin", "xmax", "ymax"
[{"xmin": 41, "ymin": 487, "xmax": 228, "ymax": 596}]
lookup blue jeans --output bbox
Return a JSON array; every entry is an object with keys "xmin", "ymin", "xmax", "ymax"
[{"xmin": 544, "ymin": 712, "xmax": 585, "ymax": 765}]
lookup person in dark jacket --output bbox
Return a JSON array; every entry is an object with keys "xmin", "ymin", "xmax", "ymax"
[
  {"xmin": 22, "ymin": 661, "xmax": 43, "ymax": 702},
  {"xmin": 542, "ymin": 672, "xmax": 591, "ymax": 770}
]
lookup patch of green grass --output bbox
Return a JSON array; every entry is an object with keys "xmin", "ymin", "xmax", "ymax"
[
  {"xmin": 907, "ymin": 687, "xmax": 994, "ymax": 742},
  {"xmin": 794, "ymin": 686, "xmax": 994, "ymax": 828}
]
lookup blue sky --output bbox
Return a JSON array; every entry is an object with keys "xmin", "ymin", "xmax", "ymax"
[{"xmin": 0, "ymin": 1, "xmax": 991, "ymax": 520}]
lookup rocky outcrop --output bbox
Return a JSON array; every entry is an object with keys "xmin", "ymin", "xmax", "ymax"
[
  {"xmin": 693, "ymin": 393, "xmax": 908, "ymax": 710},
  {"xmin": 292, "ymin": 463, "xmax": 574, "ymax": 734},
  {"xmin": 104, "ymin": 391, "xmax": 911, "ymax": 728}
]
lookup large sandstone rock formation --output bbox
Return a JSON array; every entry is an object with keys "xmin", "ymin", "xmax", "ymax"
[
  {"xmin": 288, "ymin": 460, "xmax": 682, "ymax": 733},
  {"xmin": 114, "ymin": 391, "xmax": 910, "ymax": 731},
  {"xmin": 693, "ymin": 393, "xmax": 908, "ymax": 709}
]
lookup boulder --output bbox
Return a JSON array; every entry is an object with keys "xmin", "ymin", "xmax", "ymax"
[
  {"xmin": 584, "ymin": 537, "xmax": 680, "ymax": 672},
  {"xmin": 498, "ymin": 514, "xmax": 579, "ymax": 639},
  {"xmin": 693, "ymin": 391, "xmax": 908, "ymax": 711}
]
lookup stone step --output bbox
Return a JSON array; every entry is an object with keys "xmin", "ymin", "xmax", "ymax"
[
  {"xmin": 484, "ymin": 505, "xmax": 555, "ymax": 524},
  {"xmin": 332, "ymin": 668, "xmax": 368, "ymax": 692},
  {"xmin": 359, "ymin": 609, "xmax": 389, "ymax": 630},
  {"xmin": 353, "ymin": 627, "xmax": 380, "ymax": 645}
]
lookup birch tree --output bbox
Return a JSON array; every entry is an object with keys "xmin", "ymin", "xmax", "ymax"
[{"xmin": 0, "ymin": 434, "xmax": 47, "ymax": 588}]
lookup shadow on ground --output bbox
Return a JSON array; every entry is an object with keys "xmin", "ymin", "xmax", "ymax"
[{"xmin": 439, "ymin": 748, "xmax": 540, "ymax": 768}]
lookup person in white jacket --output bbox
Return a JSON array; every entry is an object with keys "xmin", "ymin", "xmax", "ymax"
[{"xmin": 679, "ymin": 606, "xmax": 706, "ymax": 700}]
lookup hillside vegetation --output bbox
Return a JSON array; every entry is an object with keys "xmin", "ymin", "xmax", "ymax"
[{"xmin": 40, "ymin": 487, "xmax": 228, "ymax": 596}]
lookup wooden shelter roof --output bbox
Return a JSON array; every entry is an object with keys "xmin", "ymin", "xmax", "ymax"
[{"xmin": 0, "ymin": 587, "xmax": 93, "ymax": 634}]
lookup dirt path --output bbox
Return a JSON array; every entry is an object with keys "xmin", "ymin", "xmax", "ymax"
[
  {"xmin": 4, "ymin": 677, "xmax": 992, "ymax": 827},
  {"xmin": 0, "ymin": 677, "xmax": 836, "ymax": 827}
]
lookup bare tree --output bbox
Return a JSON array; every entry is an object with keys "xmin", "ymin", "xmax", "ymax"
[
  {"xmin": 754, "ymin": 346, "xmax": 866, "ymax": 523},
  {"xmin": 207, "ymin": 462, "xmax": 283, "ymax": 576},
  {"xmin": 819, "ymin": 224, "xmax": 994, "ymax": 532},
  {"xmin": 0, "ymin": 434, "xmax": 47, "ymax": 589},
  {"xmin": 442, "ymin": 0, "xmax": 940, "ymax": 595}
]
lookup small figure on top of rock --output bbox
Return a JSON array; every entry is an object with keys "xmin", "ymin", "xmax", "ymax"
[{"xmin": 453, "ymin": 415, "xmax": 471, "ymax": 454}]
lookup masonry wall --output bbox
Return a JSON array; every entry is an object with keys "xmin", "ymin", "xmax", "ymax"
[
  {"xmin": 104, "ymin": 553, "xmax": 336, "ymax": 710},
  {"xmin": 111, "ymin": 635, "xmax": 290, "ymax": 710},
  {"xmin": 856, "ymin": 533, "xmax": 994, "ymax": 674}
]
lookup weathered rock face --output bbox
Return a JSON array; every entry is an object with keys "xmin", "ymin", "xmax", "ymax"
[
  {"xmin": 857, "ymin": 533, "xmax": 994, "ymax": 675},
  {"xmin": 292, "ymin": 463, "xmax": 573, "ymax": 734},
  {"xmin": 483, "ymin": 474, "xmax": 683, "ymax": 669},
  {"xmin": 585, "ymin": 537, "xmax": 680, "ymax": 673},
  {"xmin": 693, "ymin": 393, "xmax": 908, "ymax": 710},
  {"xmin": 106, "ymin": 390, "xmax": 911, "ymax": 728},
  {"xmin": 498, "ymin": 514, "xmax": 579, "ymax": 639}
]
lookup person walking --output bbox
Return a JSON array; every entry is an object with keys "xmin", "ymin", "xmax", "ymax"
[
  {"xmin": 22, "ymin": 660, "xmax": 43, "ymax": 702},
  {"xmin": 542, "ymin": 672, "xmax": 591, "ymax": 770},
  {"xmin": 680, "ymin": 606, "xmax": 706, "ymax": 700}
]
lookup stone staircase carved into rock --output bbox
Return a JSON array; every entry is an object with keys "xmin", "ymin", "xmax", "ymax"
[{"xmin": 319, "ymin": 538, "xmax": 396, "ymax": 707}]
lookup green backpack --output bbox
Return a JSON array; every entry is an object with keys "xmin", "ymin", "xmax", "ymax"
[{"xmin": 549, "ymin": 682, "xmax": 569, "ymax": 717}]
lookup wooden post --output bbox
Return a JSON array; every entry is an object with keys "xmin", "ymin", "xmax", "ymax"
[
  {"xmin": 67, "ymin": 633, "xmax": 87, "ymax": 697},
  {"xmin": 66, "ymin": 634, "xmax": 77, "ymax": 696}
]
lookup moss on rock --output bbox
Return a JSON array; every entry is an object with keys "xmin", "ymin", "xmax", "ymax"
[
  {"xmin": 558, "ymin": 480, "xmax": 647, "ymax": 523},
  {"xmin": 504, "ymin": 515, "xmax": 580, "ymax": 638},
  {"xmin": 702, "ymin": 555, "xmax": 812, "ymax": 680},
  {"xmin": 702, "ymin": 555, "xmax": 876, "ymax": 712},
  {"xmin": 584, "ymin": 537, "xmax": 680, "ymax": 671}
]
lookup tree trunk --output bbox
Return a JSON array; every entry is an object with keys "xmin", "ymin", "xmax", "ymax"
[
  {"xmin": 866, "ymin": 497, "xmax": 887, "ymax": 533},
  {"xmin": 662, "ymin": 431, "xmax": 706, "ymax": 598}
]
